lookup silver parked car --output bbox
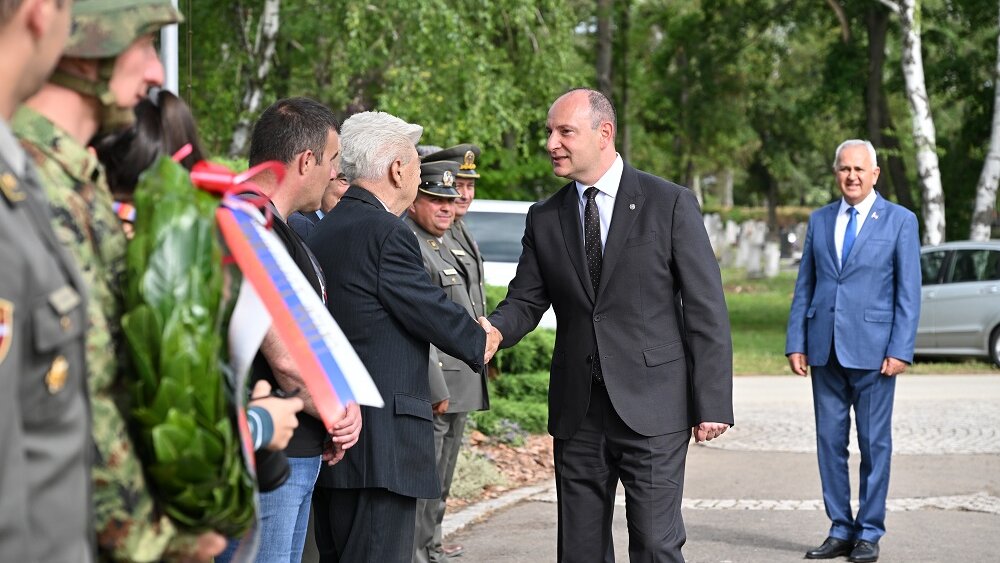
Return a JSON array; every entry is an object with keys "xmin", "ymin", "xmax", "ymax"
[
  {"xmin": 462, "ymin": 199, "xmax": 557, "ymax": 329},
  {"xmin": 917, "ymin": 240, "xmax": 1000, "ymax": 366}
]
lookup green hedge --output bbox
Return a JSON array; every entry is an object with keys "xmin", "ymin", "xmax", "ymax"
[
  {"xmin": 490, "ymin": 371, "xmax": 549, "ymax": 402},
  {"xmin": 470, "ymin": 398, "xmax": 547, "ymax": 437},
  {"xmin": 477, "ymin": 285, "xmax": 554, "ymax": 438},
  {"xmin": 470, "ymin": 371, "xmax": 549, "ymax": 440},
  {"xmin": 495, "ymin": 329, "xmax": 554, "ymax": 374}
]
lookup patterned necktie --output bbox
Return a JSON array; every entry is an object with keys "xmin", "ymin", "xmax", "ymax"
[
  {"xmin": 842, "ymin": 206, "xmax": 857, "ymax": 268},
  {"xmin": 584, "ymin": 187, "xmax": 603, "ymax": 293}
]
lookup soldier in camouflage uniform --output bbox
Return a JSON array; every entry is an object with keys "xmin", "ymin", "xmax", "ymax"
[
  {"xmin": 0, "ymin": 1, "xmax": 92, "ymax": 561},
  {"xmin": 13, "ymin": 1, "xmax": 225, "ymax": 561}
]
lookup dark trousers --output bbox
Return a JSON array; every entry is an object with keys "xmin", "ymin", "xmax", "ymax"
[
  {"xmin": 312, "ymin": 486, "xmax": 416, "ymax": 563},
  {"xmin": 414, "ymin": 412, "xmax": 468, "ymax": 563},
  {"xmin": 811, "ymin": 349, "xmax": 895, "ymax": 543},
  {"xmin": 554, "ymin": 383, "xmax": 690, "ymax": 563}
]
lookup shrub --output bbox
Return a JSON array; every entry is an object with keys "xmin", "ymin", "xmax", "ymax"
[
  {"xmin": 471, "ymin": 398, "xmax": 548, "ymax": 435},
  {"xmin": 491, "ymin": 371, "xmax": 549, "ymax": 403},
  {"xmin": 495, "ymin": 329, "xmax": 555, "ymax": 374},
  {"xmin": 449, "ymin": 449, "xmax": 506, "ymax": 499}
]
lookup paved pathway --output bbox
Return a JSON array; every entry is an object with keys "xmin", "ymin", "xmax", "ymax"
[{"xmin": 445, "ymin": 375, "xmax": 1000, "ymax": 562}]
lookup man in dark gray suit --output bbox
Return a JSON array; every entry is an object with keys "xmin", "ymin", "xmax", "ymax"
[
  {"xmin": 0, "ymin": 2, "xmax": 91, "ymax": 561},
  {"xmin": 487, "ymin": 88, "xmax": 734, "ymax": 563},
  {"xmin": 307, "ymin": 111, "xmax": 498, "ymax": 563}
]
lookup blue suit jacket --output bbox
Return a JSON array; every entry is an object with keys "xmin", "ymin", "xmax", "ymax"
[{"xmin": 785, "ymin": 193, "xmax": 921, "ymax": 370}]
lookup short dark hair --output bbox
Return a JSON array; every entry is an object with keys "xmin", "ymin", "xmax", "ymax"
[
  {"xmin": 563, "ymin": 87, "xmax": 617, "ymax": 131},
  {"xmin": 94, "ymin": 89, "xmax": 206, "ymax": 201},
  {"xmin": 248, "ymin": 97, "xmax": 340, "ymax": 167}
]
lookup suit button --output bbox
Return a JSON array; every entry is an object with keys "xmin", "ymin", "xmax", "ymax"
[
  {"xmin": 586, "ymin": 355, "xmax": 593, "ymax": 364},
  {"xmin": 594, "ymin": 315, "xmax": 602, "ymax": 322}
]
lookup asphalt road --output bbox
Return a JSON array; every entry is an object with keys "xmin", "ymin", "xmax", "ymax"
[{"xmin": 445, "ymin": 375, "xmax": 1000, "ymax": 562}]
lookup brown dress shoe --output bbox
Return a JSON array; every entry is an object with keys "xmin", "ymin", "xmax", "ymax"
[
  {"xmin": 805, "ymin": 537, "xmax": 854, "ymax": 559},
  {"xmin": 442, "ymin": 543, "xmax": 464, "ymax": 558}
]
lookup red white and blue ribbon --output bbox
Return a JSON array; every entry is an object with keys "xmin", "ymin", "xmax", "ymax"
[{"xmin": 185, "ymin": 155, "xmax": 383, "ymax": 431}]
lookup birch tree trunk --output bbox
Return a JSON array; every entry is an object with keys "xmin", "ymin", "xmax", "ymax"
[
  {"xmin": 899, "ymin": 0, "xmax": 946, "ymax": 244},
  {"xmin": 722, "ymin": 169, "xmax": 734, "ymax": 209},
  {"xmin": 228, "ymin": 0, "xmax": 281, "ymax": 157},
  {"xmin": 969, "ymin": 3, "xmax": 1000, "ymax": 241}
]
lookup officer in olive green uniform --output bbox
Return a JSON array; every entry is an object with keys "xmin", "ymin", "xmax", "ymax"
[
  {"xmin": 1, "ymin": 2, "xmax": 92, "ymax": 561},
  {"xmin": 1, "ymin": 103, "xmax": 92, "ymax": 563},
  {"xmin": 407, "ymin": 161, "xmax": 491, "ymax": 563},
  {"xmin": 13, "ymin": 1, "xmax": 216, "ymax": 561},
  {"xmin": 423, "ymin": 144, "xmax": 488, "ymax": 324}
]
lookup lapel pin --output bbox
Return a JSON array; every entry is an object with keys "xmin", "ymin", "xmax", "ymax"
[
  {"xmin": 872, "ymin": 211, "xmax": 879, "ymax": 220},
  {"xmin": 629, "ymin": 203, "xmax": 635, "ymax": 210}
]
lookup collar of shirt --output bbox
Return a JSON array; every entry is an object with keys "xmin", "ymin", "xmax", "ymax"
[
  {"xmin": 838, "ymin": 189, "xmax": 878, "ymax": 229},
  {"xmin": 315, "ymin": 209, "xmax": 325, "ymax": 220},
  {"xmin": 574, "ymin": 154, "xmax": 623, "ymax": 249},
  {"xmin": 12, "ymin": 107, "xmax": 99, "ymax": 185},
  {"xmin": 0, "ymin": 117, "xmax": 26, "ymax": 176},
  {"xmin": 835, "ymin": 189, "xmax": 878, "ymax": 262}
]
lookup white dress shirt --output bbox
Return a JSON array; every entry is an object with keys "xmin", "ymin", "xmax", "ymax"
[
  {"xmin": 575, "ymin": 154, "xmax": 624, "ymax": 251},
  {"xmin": 834, "ymin": 190, "xmax": 878, "ymax": 264}
]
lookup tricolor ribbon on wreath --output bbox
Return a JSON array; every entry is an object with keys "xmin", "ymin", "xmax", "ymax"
[{"xmin": 185, "ymin": 149, "xmax": 384, "ymax": 434}]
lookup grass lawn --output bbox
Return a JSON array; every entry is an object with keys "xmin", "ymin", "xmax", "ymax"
[{"xmin": 723, "ymin": 267, "xmax": 998, "ymax": 375}]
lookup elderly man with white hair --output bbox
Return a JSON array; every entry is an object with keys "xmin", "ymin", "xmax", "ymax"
[{"xmin": 306, "ymin": 111, "xmax": 500, "ymax": 563}]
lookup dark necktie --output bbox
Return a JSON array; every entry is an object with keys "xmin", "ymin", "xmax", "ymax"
[
  {"xmin": 842, "ymin": 206, "xmax": 857, "ymax": 268},
  {"xmin": 584, "ymin": 187, "xmax": 603, "ymax": 293},
  {"xmin": 584, "ymin": 187, "xmax": 605, "ymax": 385}
]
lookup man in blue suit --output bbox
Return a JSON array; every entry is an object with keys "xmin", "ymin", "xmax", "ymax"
[{"xmin": 786, "ymin": 139, "xmax": 921, "ymax": 563}]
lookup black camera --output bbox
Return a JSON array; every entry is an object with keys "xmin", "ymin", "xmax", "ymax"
[{"xmin": 254, "ymin": 447, "xmax": 290, "ymax": 492}]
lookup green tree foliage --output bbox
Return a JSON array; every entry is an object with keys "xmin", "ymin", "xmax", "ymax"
[
  {"xmin": 181, "ymin": 0, "xmax": 587, "ymax": 200},
  {"xmin": 176, "ymin": 0, "xmax": 1000, "ymax": 237}
]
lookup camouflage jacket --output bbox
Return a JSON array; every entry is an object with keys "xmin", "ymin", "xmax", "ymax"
[{"xmin": 13, "ymin": 108, "xmax": 200, "ymax": 562}]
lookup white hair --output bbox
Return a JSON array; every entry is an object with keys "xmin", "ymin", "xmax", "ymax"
[
  {"xmin": 340, "ymin": 111, "xmax": 423, "ymax": 183},
  {"xmin": 833, "ymin": 139, "xmax": 878, "ymax": 170}
]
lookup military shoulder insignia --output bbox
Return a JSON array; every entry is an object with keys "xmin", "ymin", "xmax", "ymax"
[
  {"xmin": 0, "ymin": 172, "xmax": 26, "ymax": 204},
  {"xmin": 0, "ymin": 299, "xmax": 12, "ymax": 365}
]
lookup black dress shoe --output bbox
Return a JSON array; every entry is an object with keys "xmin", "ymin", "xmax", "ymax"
[
  {"xmin": 848, "ymin": 540, "xmax": 879, "ymax": 562},
  {"xmin": 805, "ymin": 537, "xmax": 854, "ymax": 559}
]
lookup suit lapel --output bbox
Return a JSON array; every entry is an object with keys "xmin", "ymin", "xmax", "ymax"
[
  {"xmin": 824, "ymin": 203, "xmax": 839, "ymax": 271},
  {"xmin": 558, "ymin": 183, "xmax": 595, "ymax": 303},
  {"xmin": 596, "ymin": 164, "xmax": 643, "ymax": 301}
]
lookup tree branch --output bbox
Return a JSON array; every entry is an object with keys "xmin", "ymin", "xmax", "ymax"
[
  {"xmin": 825, "ymin": 0, "xmax": 851, "ymax": 43},
  {"xmin": 874, "ymin": 0, "xmax": 900, "ymax": 14}
]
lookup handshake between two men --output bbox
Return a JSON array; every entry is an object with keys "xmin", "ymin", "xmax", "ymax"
[{"xmin": 478, "ymin": 316, "xmax": 503, "ymax": 364}]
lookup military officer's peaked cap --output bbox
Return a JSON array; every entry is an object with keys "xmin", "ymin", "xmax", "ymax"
[
  {"xmin": 418, "ymin": 161, "xmax": 461, "ymax": 198},
  {"xmin": 421, "ymin": 143, "xmax": 481, "ymax": 179}
]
